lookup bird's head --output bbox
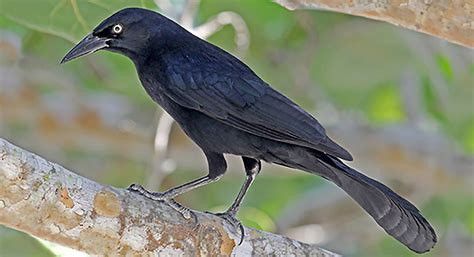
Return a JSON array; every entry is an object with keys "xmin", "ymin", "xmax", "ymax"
[{"xmin": 61, "ymin": 8, "xmax": 177, "ymax": 64}]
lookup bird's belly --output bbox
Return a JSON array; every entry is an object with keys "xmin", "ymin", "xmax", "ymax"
[
  {"xmin": 165, "ymin": 108, "xmax": 266, "ymax": 157},
  {"xmin": 152, "ymin": 96, "xmax": 283, "ymax": 158},
  {"xmin": 180, "ymin": 111, "xmax": 261, "ymax": 154},
  {"xmin": 178, "ymin": 113, "xmax": 308, "ymax": 166},
  {"xmin": 138, "ymin": 79, "xmax": 264, "ymax": 155}
]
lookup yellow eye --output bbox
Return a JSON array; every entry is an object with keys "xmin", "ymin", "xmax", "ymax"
[{"xmin": 112, "ymin": 24, "xmax": 123, "ymax": 34}]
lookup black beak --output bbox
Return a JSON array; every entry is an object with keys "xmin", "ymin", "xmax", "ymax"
[{"xmin": 61, "ymin": 34, "xmax": 109, "ymax": 64}]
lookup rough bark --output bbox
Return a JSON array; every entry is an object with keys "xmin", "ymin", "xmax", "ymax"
[
  {"xmin": 276, "ymin": 0, "xmax": 474, "ymax": 48},
  {"xmin": 0, "ymin": 138, "xmax": 338, "ymax": 257}
]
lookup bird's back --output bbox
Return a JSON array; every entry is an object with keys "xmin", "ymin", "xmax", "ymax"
[{"xmin": 143, "ymin": 34, "xmax": 353, "ymax": 161}]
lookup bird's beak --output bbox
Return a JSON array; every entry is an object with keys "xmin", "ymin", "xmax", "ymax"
[{"xmin": 61, "ymin": 34, "xmax": 109, "ymax": 64}]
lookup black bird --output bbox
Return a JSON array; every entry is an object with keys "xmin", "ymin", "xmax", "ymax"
[{"xmin": 62, "ymin": 8, "xmax": 436, "ymax": 253}]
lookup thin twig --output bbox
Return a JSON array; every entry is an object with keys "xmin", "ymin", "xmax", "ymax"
[
  {"xmin": 179, "ymin": 0, "xmax": 201, "ymax": 29},
  {"xmin": 154, "ymin": 0, "xmax": 178, "ymax": 19},
  {"xmin": 192, "ymin": 11, "xmax": 250, "ymax": 54},
  {"xmin": 146, "ymin": 111, "xmax": 176, "ymax": 190}
]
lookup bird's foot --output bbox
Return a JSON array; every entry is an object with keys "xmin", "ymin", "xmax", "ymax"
[
  {"xmin": 207, "ymin": 210, "xmax": 245, "ymax": 244},
  {"xmin": 166, "ymin": 199, "xmax": 196, "ymax": 220},
  {"xmin": 127, "ymin": 183, "xmax": 172, "ymax": 200},
  {"xmin": 127, "ymin": 183, "xmax": 195, "ymax": 220}
]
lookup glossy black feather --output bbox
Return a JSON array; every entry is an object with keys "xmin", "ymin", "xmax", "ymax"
[
  {"xmin": 321, "ymin": 155, "xmax": 437, "ymax": 253},
  {"xmin": 160, "ymin": 47, "xmax": 353, "ymax": 161}
]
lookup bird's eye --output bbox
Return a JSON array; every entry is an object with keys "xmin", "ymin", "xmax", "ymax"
[{"xmin": 112, "ymin": 24, "xmax": 123, "ymax": 34}]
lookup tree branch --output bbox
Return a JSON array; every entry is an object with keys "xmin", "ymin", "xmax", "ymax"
[
  {"xmin": 0, "ymin": 138, "xmax": 338, "ymax": 256},
  {"xmin": 275, "ymin": 0, "xmax": 474, "ymax": 49}
]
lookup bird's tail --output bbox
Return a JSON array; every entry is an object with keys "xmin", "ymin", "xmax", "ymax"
[{"xmin": 274, "ymin": 149, "xmax": 437, "ymax": 253}]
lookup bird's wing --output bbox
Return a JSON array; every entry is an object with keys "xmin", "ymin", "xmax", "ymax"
[{"xmin": 162, "ymin": 52, "xmax": 352, "ymax": 161}]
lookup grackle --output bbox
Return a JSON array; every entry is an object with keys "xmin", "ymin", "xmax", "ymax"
[{"xmin": 61, "ymin": 8, "xmax": 436, "ymax": 253}]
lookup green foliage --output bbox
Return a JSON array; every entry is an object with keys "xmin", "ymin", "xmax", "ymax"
[
  {"xmin": 422, "ymin": 77, "xmax": 447, "ymax": 122},
  {"xmin": 366, "ymin": 83, "xmax": 405, "ymax": 123},
  {"xmin": 0, "ymin": 0, "xmax": 155, "ymax": 42},
  {"xmin": 311, "ymin": 22, "xmax": 412, "ymax": 108},
  {"xmin": 436, "ymin": 54, "xmax": 454, "ymax": 82},
  {"xmin": 0, "ymin": 0, "xmax": 158, "ymax": 106},
  {"xmin": 423, "ymin": 190, "xmax": 474, "ymax": 236}
]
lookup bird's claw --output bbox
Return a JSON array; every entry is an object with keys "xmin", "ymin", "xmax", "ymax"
[
  {"xmin": 208, "ymin": 211, "xmax": 245, "ymax": 244},
  {"xmin": 167, "ymin": 198, "xmax": 195, "ymax": 220},
  {"xmin": 127, "ymin": 183, "xmax": 196, "ymax": 221},
  {"xmin": 127, "ymin": 183, "xmax": 143, "ymax": 192}
]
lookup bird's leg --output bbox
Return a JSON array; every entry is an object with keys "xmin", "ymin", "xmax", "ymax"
[
  {"xmin": 213, "ymin": 157, "xmax": 261, "ymax": 243},
  {"xmin": 127, "ymin": 176, "xmax": 215, "ymax": 219},
  {"xmin": 128, "ymin": 175, "xmax": 215, "ymax": 201},
  {"xmin": 226, "ymin": 157, "xmax": 261, "ymax": 216},
  {"xmin": 128, "ymin": 152, "xmax": 227, "ymax": 219}
]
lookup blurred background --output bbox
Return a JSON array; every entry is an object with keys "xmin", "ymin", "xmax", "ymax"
[{"xmin": 0, "ymin": 0, "xmax": 473, "ymax": 256}]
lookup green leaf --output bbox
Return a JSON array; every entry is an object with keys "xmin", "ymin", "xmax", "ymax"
[
  {"xmin": 421, "ymin": 77, "xmax": 447, "ymax": 122},
  {"xmin": 436, "ymin": 54, "xmax": 454, "ymax": 82},
  {"xmin": 366, "ymin": 83, "xmax": 405, "ymax": 123}
]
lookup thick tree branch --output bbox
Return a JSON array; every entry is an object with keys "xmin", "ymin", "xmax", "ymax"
[
  {"xmin": 0, "ymin": 138, "xmax": 338, "ymax": 256},
  {"xmin": 276, "ymin": 0, "xmax": 474, "ymax": 48}
]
